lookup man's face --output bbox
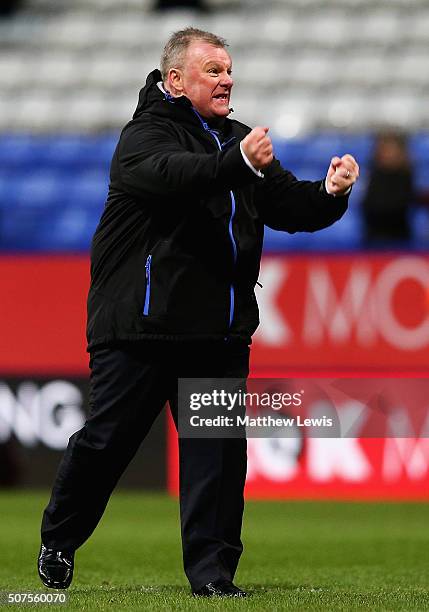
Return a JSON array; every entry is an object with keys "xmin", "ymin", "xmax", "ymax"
[{"xmin": 178, "ymin": 41, "xmax": 233, "ymax": 120}]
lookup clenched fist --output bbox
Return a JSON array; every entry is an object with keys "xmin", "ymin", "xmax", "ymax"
[
  {"xmin": 241, "ymin": 127, "xmax": 273, "ymax": 170},
  {"xmin": 326, "ymin": 154, "xmax": 360, "ymax": 196}
]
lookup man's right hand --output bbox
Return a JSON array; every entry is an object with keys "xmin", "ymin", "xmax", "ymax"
[{"xmin": 241, "ymin": 127, "xmax": 273, "ymax": 170}]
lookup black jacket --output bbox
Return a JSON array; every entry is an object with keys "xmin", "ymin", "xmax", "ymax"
[{"xmin": 86, "ymin": 69, "xmax": 348, "ymax": 350}]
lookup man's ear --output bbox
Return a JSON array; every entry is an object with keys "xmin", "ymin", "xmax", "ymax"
[{"xmin": 167, "ymin": 68, "xmax": 184, "ymax": 96}]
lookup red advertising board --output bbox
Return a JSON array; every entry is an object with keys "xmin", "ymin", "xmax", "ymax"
[
  {"xmin": 2, "ymin": 253, "xmax": 429, "ymax": 499},
  {"xmin": 251, "ymin": 253, "xmax": 429, "ymax": 371},
  {"xmin": 168, "ymin": 431, "xmax": 429, "ymax": 501},
  {"xmin": 1, "ymin": 253, "xmax": 429, "ymax": 374},
  {"xmin": 0, "ymin": 256, "xmax": 89, "ymax": 375}
]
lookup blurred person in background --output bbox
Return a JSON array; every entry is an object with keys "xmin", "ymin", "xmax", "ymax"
[
  {"xmin": 362, "ymin": 132, "xmax": 415, "ymax": 247},
  {"xmin": 154, "ymin": 0, "xmax": 208, "ymax": 11},
  {"xmin": 38, "ymin": 27, "xmax": 358, "ymax": 598},
  {"xmin": 0, "ymin": 0, "xmax": 21, "ymax": 16}
]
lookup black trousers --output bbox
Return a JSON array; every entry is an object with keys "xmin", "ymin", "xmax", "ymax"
[{"xmin": 41, "ymin": 339, "xmax": 249, "ymax": 591}]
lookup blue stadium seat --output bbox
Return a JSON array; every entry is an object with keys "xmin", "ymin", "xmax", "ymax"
[
  {"xmin": 273, "ymin": 138, "xmax": 313, "ymax": 167},
  {"xmin": 0, "ymin": 134, "xmax": 49, "ymax": 170},
  {"xmin": 36, "ymin": 206, "xmax": 97, "ymax": 251},
  {"xmin": 1, "ymin": 206, "xmax": 53, "ymax": 251},
  {"xmin": 0, "ymin": 134, "xmax": 117, "ymax": 172},
  {"xmin": 0, "ymin": 171, "xmax": 10, "ymax": 207},
  {"xmin": 65, "ymin": 170, "xmax": 108, "ymax": 209},
  {"xmin": 415, "ymin": 163, "xmax": 429, "ymax": 191},
  {"xmin": 410, "ymin": 208, "xmax": 429, "ymax": 248},
  {"xmin": 14, "ymin": 170, "xmax": 70, "ymax": 208},
  {"xmin": 338, "ymin": 134, "xmax": 373, "ymax": 165},
  {"xmin": 42, "ymin": 135, "xmax": 117, "ymax": 170},
  {"xmin": 410, "ymin": 133, "xmax": 429, "ymax": 161},
  {"xmin": 279, "ymin": 165, "xmax": 326, "ymax": 182},
  {"xmin": 274, "ymin": 134, "xmax": 373, "ymax": 171},
  {"xmin": 0, "ymin": 206, "xmax": 97, "ymax": 252}
]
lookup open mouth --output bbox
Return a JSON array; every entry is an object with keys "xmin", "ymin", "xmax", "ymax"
[{"xmin": 213, "ymin": 93, "xmax": 229, "ymax": 100}]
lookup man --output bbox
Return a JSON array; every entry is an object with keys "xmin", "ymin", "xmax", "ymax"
[{"xmin": 38, "ymin": 28, "xmax": 359, "ymax": 597}]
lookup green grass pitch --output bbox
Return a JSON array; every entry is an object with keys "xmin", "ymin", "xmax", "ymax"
[{"xmin": 1, "ymin": 491, "xmax": 429, "ymax": 611}]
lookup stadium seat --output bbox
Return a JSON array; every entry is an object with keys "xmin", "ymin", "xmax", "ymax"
[
  {"xmin": 410, "ymin": 133, "xmax": 429, "ymax": 160},
  {"xmin": 1, "ymin": 0, "xmax": 427, "ymax": 132}
]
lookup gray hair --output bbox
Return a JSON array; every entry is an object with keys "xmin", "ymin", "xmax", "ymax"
[{"xmin": 160, "ymin": 27, "xmax": 228, "ymax": 82}]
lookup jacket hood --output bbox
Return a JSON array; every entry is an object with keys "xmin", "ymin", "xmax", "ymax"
[{"xmin": 133, "ymin": 68, "xmax": 193, "ymax": 120}]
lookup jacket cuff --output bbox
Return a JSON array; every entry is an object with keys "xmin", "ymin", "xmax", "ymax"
[
  {"xmin": 239, "ymin": 143, "xmax": 264, "ymax": 178},
  {"xmin": 322, "ymin": 178, "xmax": 352, "ymax": 198}
]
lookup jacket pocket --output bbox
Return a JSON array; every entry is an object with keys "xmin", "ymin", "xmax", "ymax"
[{"xmin": 143, "ymin": 254, "xmax": 152, "ymax": 316}]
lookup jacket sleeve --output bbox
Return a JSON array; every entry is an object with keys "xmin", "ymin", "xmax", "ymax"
[
  {"xmin": 255, "ymin": 157, "xmax": 349, "ymax": 233},
  {"xmin": 117, "ymin": 118, "xmax": 257, "ymax": 198}
]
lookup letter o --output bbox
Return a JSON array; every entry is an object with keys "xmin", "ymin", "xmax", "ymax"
[{"xmin": 376, "ymin": 257, "xmax": 429, "ymax": 350}]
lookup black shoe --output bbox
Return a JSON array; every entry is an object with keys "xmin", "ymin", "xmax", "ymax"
[
  {"xmin": 192, "ymin": 579, "xmax": 248, "ymax": 597},
  {"xmin": 38, "ymin": 544, "xmax": 74, "ymax": 589}
]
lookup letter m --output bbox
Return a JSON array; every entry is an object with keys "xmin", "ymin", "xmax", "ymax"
[{"xmin": 303, "ymin": 263, "xmax": 375, "ymax": 345}]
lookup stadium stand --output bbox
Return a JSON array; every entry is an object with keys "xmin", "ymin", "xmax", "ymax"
[{"xmin": 0, "ymin": 0, "xmax": 428, "ymax": 251}]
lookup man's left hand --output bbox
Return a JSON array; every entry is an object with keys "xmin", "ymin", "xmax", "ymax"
[{"xmin": 326, "ymin": 154, "xmax": 360, "ymax": 196}]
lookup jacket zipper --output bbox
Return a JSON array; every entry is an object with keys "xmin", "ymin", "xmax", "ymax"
[
  {"xmin": 192, "ymin": 109, "xmax": 238, "ymax": 329},
  {"xmin": 143, "ymin": 254, "xmax": 152, "ymax": 316},
  {"xmin": 227, "ymin": 190, "xmax": 238, "ymax": 326}
]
